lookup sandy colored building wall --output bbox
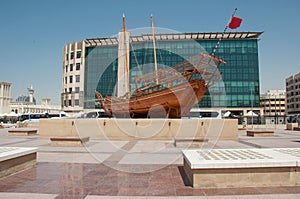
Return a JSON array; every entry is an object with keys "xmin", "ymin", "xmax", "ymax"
[
  {"xmin": 0, "ymin": 82, "xmax": 12, "ymax": 114},
  {"xmin": 39, "ymin": 118, "xmax": 238, "ymax": 140}
]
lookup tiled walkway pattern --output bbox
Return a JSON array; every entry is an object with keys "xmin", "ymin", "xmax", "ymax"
[
  {"xmin": 0, "ymin": 128, "xmax": 300, "ymax": 198},
  {"xmin": 1, "ymin": 162, "xmax": 300, "ymax": 198}
]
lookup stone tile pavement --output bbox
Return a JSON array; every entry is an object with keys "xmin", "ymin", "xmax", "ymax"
[{"xmin": 0, "ymin": 128, "xmax": 300, "ymax": 198}]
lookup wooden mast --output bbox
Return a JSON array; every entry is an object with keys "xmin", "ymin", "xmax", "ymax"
[
  {"xmin": 150, "ymin": 14, "xmax": 159, "ymax": 85},
  {"xmin": 123, "ymin": 14, "xmax": 130, "ymax": 95},
  {"xmin": 117, "ymin": 14, "xmax": 130, "ymax": 97}
]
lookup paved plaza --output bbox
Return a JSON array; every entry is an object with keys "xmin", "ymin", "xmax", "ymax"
[{"xmin": 0, "ymin": 127, "xmax": 300, "ymax": 198}]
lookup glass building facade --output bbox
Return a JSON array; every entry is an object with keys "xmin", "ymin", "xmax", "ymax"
[
  {"xmin": 84, "ymin": 46, "xmax": 118, "ymax": 108},
  {"xmin": 84, "ymin": 32, "xmax": 262, "ymax": 109}
]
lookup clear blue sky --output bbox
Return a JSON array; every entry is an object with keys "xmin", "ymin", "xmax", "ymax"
[{"xmin": 0, "ymin": 0, "xmax": 299, "ymax": 105}]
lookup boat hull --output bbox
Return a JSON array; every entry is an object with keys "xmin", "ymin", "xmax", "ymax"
[{"xmin": 98, "ymin": 79, "xmax": 207, "ymax": 118}]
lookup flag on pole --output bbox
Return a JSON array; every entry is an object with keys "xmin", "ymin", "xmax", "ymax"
[{"xmin": 228, "ymin": 16, "xmax": 242, "ymax": 29}]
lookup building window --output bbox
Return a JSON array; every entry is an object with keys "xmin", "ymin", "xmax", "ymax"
[
  {"xmin": 76, "ymin": 51, "xmax": 81, "ymax": 58},
  {"xmin": 76, "ymin": 75, "xmax": 80, "ymax": 83},
  {"xmin": 68, "ymin": 100, "xmax": 72, "ymax": 106},
  {"xmin": 65, "ymin": 65, "xmax": 68, "ymax": 73},
  {"xmin": 75, "ymin": 87, "xmax": 80, "ymax": 93},
  {"xmin": 70, "ymin": 64, "xmax": 73, "ymax": 72},
  {"xmin": 76, "ymin": 63, "xmax": 80, "ymax": 70},
  {"xmin": 69, "ymin": 88, "xmax": 72, "ymax": 93},
  {"xmin": 70, "ymin": 52, "xmax": 74, "ymax": 60},
  {"xmin": 69, "ymin": 76, "xmax": 73, "ymax": 83},
  {"xmin": 65, "ymin": 88, "xmax": 67, "ymax": 93},
  {"xmin": 75, "ymin": 99, "xmax": 79, "ymax": 106},
  {"xmin": 64, "ymin": 100, "xmax": 67, "ymax": 106}
]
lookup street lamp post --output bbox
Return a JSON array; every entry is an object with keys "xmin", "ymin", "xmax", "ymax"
[
  {"xmin": 275, "ymin": 112, "xmax": 278, "ymax": 129},
  {"xmin": 251, "ymin": 83, "xmax": 254, "ymax": 129}
]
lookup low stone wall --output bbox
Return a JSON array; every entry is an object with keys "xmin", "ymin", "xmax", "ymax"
[
  {"xmin": 39, "ymin": 118, "xmax": 238, "ymax": 140},
  {"xmin": 246, "ymin": 130, "xmax": 274, "ymax": 137},
  {"xmin": 183, "ymin": 148, "xmax": 300, "ymax": 188},
  {"xmin": 8, "ymin": 128, "xmax": 38, "ymax": 136},
  {"xmin": 50, "ymin": 136, "xmax": 90, "ymax": 147},
  {"xmin": 0, "ymin": 147, "xmax": 37, "ymax": 178},
  {"xmin": 286, "ymin": 123, "xmax": 298, "ymax": 130}
]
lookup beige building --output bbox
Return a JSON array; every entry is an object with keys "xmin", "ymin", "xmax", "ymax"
[
  {"xmin": 10, "ymin": 101, "xmax": 61, "ymax": 115},
  {"xmin": 286, "ymin": 72, "xmax": 300, "ymax": 115},
  {"xmin": 10, "ymin": 86, "xmax": 61, "ymax": 114},
  {"xmin": 260, "ymin": 90, "xmax": 286, "ymax": 125},
  {"xmin": 0, "ymin": 82, "xmax": 12, "ymax": 114},
  {"xmin": 260, "ymin": 90, "xmax": 286, "ymax": 116},
  {"xmin": 61, "ymin": 41, "xmax": 85, "ymax": 113}
]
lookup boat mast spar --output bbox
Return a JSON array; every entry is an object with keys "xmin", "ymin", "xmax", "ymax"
[
  {"xmin": 212, "ymin": 8, "xmax": 238, "ymax": 56},
  {"xmin": 123, "ymin": 14, "xmax": 130, "ymax": 94},
  {"xmin": 150, "ymin": 15, "xmax": 159, "ymax": 85},
  {"xmin": 117, "ymin": 14, "xmax": 130, "ymax": 97}
]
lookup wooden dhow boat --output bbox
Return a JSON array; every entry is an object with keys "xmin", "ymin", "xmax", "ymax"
[{"xmin": 95, "ymin": 16, "xmax": 225, "ymax": 118}]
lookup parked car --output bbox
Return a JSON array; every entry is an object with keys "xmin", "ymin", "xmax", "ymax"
[{"xmin": 85, "ymin": 111, "xmax": 109, "ymax": 118}]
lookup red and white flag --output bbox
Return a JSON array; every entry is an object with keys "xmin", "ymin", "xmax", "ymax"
[{"xmin": 228, "ymin": 16, "xmax": 242, "ymax": 29}]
